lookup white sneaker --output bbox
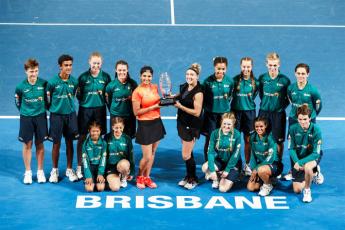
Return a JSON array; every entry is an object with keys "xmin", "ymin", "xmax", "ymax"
[
  {"xmin": 284, "ymin": 172, "xmax": 293, "ymax": 181},
  {"xmin": 76, "ymin": 166, "xmax": 83, "ymax": 180},
  {"xmin": 120, "ymin": 177, "xmax": 128, "ymax": 188},
  {"xmin": 258, "ymin": 184, "xmax": 273, "ymax": 196},
  {"xmin": 184, "ymin": 179, "xmax": 198, "ymax": 190},
  {"xmin": 37, "ymin": 170, "xmax": 46, "ymax": 183},
  {"xmin": 211, "ymin": 180, "xmax": 219, "ymax": 189},
  {"xmin": 178, "ymin": 177, "xmax": 188, "ymax": 187},
  {"xmin": 244, "ymin": 164, "xmax": 252, "ymax": 176},
  {"xmin": 313, "ymin": 165, "xmax": 324, "ymax": 185},
  {"xmin": 49, "ymin": 168, "xmax": 59, "ymax": 183},
  {"xmin": 66, "ymin": 168, "xmax": 78, "ymax": 182},
  {"xmin": 23, "ymin": 170, "xmax": 33, "ymax": 184},
  {"xmin": 303, "ymin": 188, "xmax": 312, "ymax": 203}
]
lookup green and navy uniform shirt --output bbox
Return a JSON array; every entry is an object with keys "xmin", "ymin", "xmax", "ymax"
[
  {"xmin": 249, "ymin": 132, "xmax": 278, "ymax": 171},
  {"xmin": 258, "ymin": 72, "xmax": 291, "ymax": 112},
  {"xmin": 105, "ymin": 78, "xmax": 137, "ymax": 116},
  {"xmin": 202, "ymin": 74, "xmax": 234, "ymax": 113},
  {"xmin": 82, "ymin": 136, "xmax": 107, "ymax": 179},
  {"xmin": 46, "ymin": 75, "xmax": 78, "ymax": 114},
  {"xmin": 287, "ymin": 82, "xmax": 322, "ymax": 120},
  {"xmin": 288, "ymin": 122, "xmax": 322, "ymax": 166},
  {"xmin": 77, "ymin": 69, "xmax": 111, "ymax": 108},
  {"xmin": 105, "ymin": 133, "xmax": 135, "ymax": 176},
  {"xmin": 232, "ymin": 75, "xmax": 259, "ymax": 111},
  {"xmin": 207, "ymin": 128, "xmax": 241, "ymax": 173},
  {"xmin": 15, "ymin": 78, "xmax": 47, "ymax": 116}
]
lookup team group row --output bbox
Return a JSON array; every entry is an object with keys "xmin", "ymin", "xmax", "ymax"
[{"xmin": 15, "ymin": 52, "xmax": 323, "ymax": 202}]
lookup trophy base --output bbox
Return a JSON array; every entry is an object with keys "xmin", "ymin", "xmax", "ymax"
[{"xmin": 159, "ymin": 97, "xmax": 175, "ymax": 106}]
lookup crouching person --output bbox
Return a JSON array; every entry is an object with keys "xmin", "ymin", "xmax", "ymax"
[
  {"xmin": 82, "ymin": 122, "xmax": 107, "ymax": 192},
  {"xmin": 105, "ymin": 117, "xmax": 135, "ymax": 191},
  {"xmin": 247, "ymin": 117, "xmax": 283, "ymax": 196},
  {"xmin": 289, "ymin": 104, "xmax": 323, "ymax": 203},
  {"xmin": 202, "ymin": 112, "xmax": 242, "ymax": 193}
]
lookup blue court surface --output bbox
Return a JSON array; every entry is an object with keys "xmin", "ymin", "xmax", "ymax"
[{"xmin": 1, "ymin": 0, "xmax": 345, "ymax": 229}]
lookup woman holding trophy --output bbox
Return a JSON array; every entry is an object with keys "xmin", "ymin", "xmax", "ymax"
[
  {"xmin": 132, "ymin": 66, "xmax": 166, "ymax": 189},
  {"xmin": 174, "ymin": 63, "xmax": 203, "ymax": 190}
]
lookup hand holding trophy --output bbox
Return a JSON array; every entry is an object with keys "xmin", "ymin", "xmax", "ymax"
[{"xmin": 159, "ymin": 72, "xmax": 176, "ymax": 106}]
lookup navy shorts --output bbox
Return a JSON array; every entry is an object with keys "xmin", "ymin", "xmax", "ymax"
[
  {"xmin": 78, "ymin": 106, "xmax": 107, "ymax": 135},
  {"xmin": 135, "ymin": 118, "xmax": 166, "ymax": 145},
  {"xmin": 233, "ymin": 110, "xmax": 256, "ymax": 135},
  {"xmin": 214, "ymin": 157, "xmax": 242, "ymax": 182},
  {"xmin": 292, "ymin": 152, "xmax": 322, "ymax": 183},
  {"xmin": 48, "ymin": 112, "xmax": 79, "ymax": 143},
  {"xmin": 110, "ymin": 114, "xmax": 136, "ymax": 139},
  {"xmin": 177, "ymin": 120, "xmax": 201, "ymax": 141},
  {"xmin": 18, "ymin": 113, "xmax": 48, "ymax": 144},
  {"xmin": 267, "ymin": 161, "xmax": 283, "ymax": 177},
  {"xmin": 258, "ymin": 110, "xmax": 287, "ymax": 143},
  {"xmin": 105, "ymin": 164, "xmax": 120, "ymax": 176},
  {"xmin": 84, "ymin": 164, "xmax": 99, "ymax": 183},
  {"xmin": 201, "ymin": 111, "xmax": 222, "ymax": 136}
]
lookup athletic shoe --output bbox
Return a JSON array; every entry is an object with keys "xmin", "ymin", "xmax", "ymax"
[
  {"xmin": 37, "ymin": 170, "xmax": 46, "ymax": 183},
  {"xmin": 184, "ymin": 178, "xmax": 198, "ymax": 190},
  {"xmin": 76, "ymin": 166, "xmax": 83, "ymax": 180},
  {"xmin": 276, "ymin": 174, "xmax": 282, "ymax": 180},
  {"xmin": 136, "ymin": 176, "xmax": 145, "ymax": 189},
  {"xmin": 244, "ymin": 164, "xmax": 252, "ymax": 176},
  {"xmin": 120, "ymin": 177, "xmax": 128, "ymax": 188},
  {"xmin": 212, "ymin": 180, "xmax": 219, "ymax": 189},
  {"xmin": 178, "ymin": 177, "xmax": 188, "ymax": 187},
  {"xmin": 23, "ymin": 170, "xmax": 32, "ymax": 184},
  {"xmin": 303, "ymin": 188, "xmax": 312, "ymax": 203},
  {"xmin": 49, "ymin": 168, "xmax": 59, "ymax": 183},
  {"xmin": 258, "ymin": 184, "xmax": 273, "ymax": 196},
  {"xmin": 313, "ymin": 165, "xmax": 324, "ymax": 185},
  {"xmin": 144, "ymin": 177, "xmax": 157, "ymax": 189},
  {"xmin": 65, "ymin": 168, "xmax": 78, "ymax": 182},
  {"xmin": 284, "ymin": 171, "xmax": 293, "ymax": 181}
]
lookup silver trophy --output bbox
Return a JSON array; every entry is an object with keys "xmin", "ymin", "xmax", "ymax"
[{"xmin": 159, "ymin": 72, "xmax": 175, "ymax": 106}]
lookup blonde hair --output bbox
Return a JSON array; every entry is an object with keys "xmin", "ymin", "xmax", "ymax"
[
  {"xmin": 266, "ymin": 52, "xmax": 280, "ymax": 62},
  {"xmin": 216, "ymin": 112, "xmax": 236, "ymax": 152},
  {"xmin": 188, "ymin": 63, "xmax": 201, "ymax": 75},
  {"xmin": 89, "ymin": 51, "xmax": 102, "ymax": 61}
]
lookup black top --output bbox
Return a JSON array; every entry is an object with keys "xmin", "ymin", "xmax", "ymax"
[{"xmin": 177, "ymin": 82, "xmax": 203, "ymax": 129}]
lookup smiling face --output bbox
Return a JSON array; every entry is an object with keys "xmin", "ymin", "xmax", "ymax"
[
  {"xmin": 112, "ymin": 122, "xmax": 124, "ymax": 138},
  {"xmin": 214, "ymin": 63, "xmax": 227, "ymax": 79},
  {"xmin": 25, "ymin": 66, "xmax": 39, "ymax": 84},
  {"xmin": 255, "ymin": 120, "xmax": 267, "ymax": 136},
  {"xmin": 185, "ymin": 69, "xmax": 198, "ymax": 85},
  {"xmin": 221, "ymin": 118, "xmax": 234, "ymax": 134},
  {"xmin": 60, "ymin": 60, "xmax": 73, "ymax": 77},
  {"xmin": 116, "ymin": 63, "xmax": 128, "ymax": 83},
  {"xmin": 295, "ymin": 67, "xmax": 309, "ymax": 84},
  {"xmin": 140, "ymin": 70, "xmax": 153, "ymax": 85},
  {"xmin": 89, "ymin": 126, "xmax": 101, "ymax": 142},
  {"xmin": 89, "ymin": 56, "xmax": 102, "ymax": 76},
  {"xmin": 241, "ymin": 60, "xmax": 253, "ymax": 78}
]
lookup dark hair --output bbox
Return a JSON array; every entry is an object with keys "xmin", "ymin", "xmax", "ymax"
[
  {"xmin": 58, "ymin": 54, "xmax": 73, "ymax": 66},
  {"xmin": 236, "ymin": 57, "xmax": 256, "ymax": 92},
  {"xmin": 140, "ymin": 66, "xmax": 153, "ymax": 75},
  {"xmin": 295, "ymin": 63, "xmax": 310, "ymax": 74},
  {"xmin": 213, "ymin": 56, "xmax": 228, "ymax": 67},
  {"xmin": 24, "ymin": 58, "xmax": 39, "ymax": 70},
  {"xmin": 297, "ymin": 104, "xmax": 311, "ymax": 118},
  {"xmin": 88, "ymin": 121, "xmax": 102, "ymax": 132},
  {"xmin": 115, "ymin": 60, "xmax": 131, "ymax": 79},
  {"xmin": 111, "ymin": 117, "xmax": 125, "ymax": 127},
  {"xmin": 254, "ymin": 116, "xmax": 268, "ymax": 129}
]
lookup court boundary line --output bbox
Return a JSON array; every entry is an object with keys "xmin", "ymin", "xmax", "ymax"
[
  {"xmin": 170, "ymin": 0, "xmax": 175, "ymax": 25},
  {"xmin": 0, "ymin": 22, "xmax": 345, "ymax": 28},
  {"xmin": 1, "ymin": 116, "xmax": 344, "ymax": 120}
]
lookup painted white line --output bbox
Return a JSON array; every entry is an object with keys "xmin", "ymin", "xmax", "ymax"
[
  {"xmin": 0, "ymin": 22, "xmax": 345, "ymax": 28},
  {"xmin": 170, "ymin": 0, "xmax": 175, "ymax": 25},
  {"xmin": 1, "ymin": 116, "xmax": 344, "ymax": 120}
]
